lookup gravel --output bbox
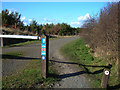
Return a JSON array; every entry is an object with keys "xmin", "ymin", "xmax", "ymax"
[{"xmin": 49, "ymin": 36, "xmax": 91, "ymax": 88}]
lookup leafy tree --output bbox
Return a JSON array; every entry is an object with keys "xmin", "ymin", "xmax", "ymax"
[
  {"xmin": 29, "ymin": 20, "xmax": 38, "ymax": 34},
  {"xmin": 1, "ymin": 9, "xmax": 21, "ymax": 29},
  {"xmin": 18, "ymin": 21, "xmax": 24, "ymax": 30}
]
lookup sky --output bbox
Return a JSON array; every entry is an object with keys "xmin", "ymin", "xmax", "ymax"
[{"xmin": 2, "ymin": 2, "xmax": 108, "ymax": 28}]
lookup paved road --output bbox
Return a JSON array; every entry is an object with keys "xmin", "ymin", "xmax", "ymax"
[
  {"xmin": 2, "ymin": 42, "xmax": 41, "ymax": 76},
  {"xmin": 2, "ymin": 36, "xmax": 91, "ymax": 88}
]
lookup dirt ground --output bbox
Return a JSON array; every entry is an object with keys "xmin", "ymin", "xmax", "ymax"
[{"xmin": 49, "ymin": 37, "xmax": 91, "ymax": 88}]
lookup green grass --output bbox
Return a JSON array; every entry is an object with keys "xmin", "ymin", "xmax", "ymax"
[
  {"xmin": 2, "ymin": 59, "xmax": 58, "ymax": 88},
  {"xmin": 4, "ymin": 40, "xmax": 41, "ymax": 47},
  {"xmin": 2, "ymin": 52, "xmax": 23, "ymax": 59},
  {"xmin": 60, "ymin": 38, "xmax": 119, "ymax": 88},
  {"xmin": 3, "ymin": 37, "xmax": 59, "ymax": 48}
]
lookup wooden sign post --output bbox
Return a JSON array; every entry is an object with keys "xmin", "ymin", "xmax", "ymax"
[
  {"xmin": 0, "ymin": 34, "xmax": 49, "ymax": 78},
  {"xmin": 101, "ymin": 69, "xmax": 110, "ymax": 88},
  {"xmin": 40, "ymin": 35, "xmax": 49, "ymax": 78}
]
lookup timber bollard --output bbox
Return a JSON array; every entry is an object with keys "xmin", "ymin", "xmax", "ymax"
[
  {"xmin": 101, "ymin": 69, "xmax": 110, "ymax": 88},
  {"xmin": 40, "ymin": 35, "xmax": 49, "ymax": 78},
  {"xmin": 0, "ymin": 31, "xmax": 4, "ymax": 47},
  {"xmin": 101, "ymin": 64, "xmax": 112, "ymax": 88},
  {"xmin": 0, "ymin": 38, "xmax": 3, "ymax": 47}
]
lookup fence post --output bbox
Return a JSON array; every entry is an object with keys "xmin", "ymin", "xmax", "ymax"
[
  {"xmin": 0, "ymin": 31, "xmax": 3, "ymax": 47},
  {"xmin": 41, "ymin": 35, "xmax": 49, "ymax": 78},
  {"xmin": 0, "ymin": 37, "xmax": 3, "ymax": 47},
  {"xmin": 101, "ymin": 69, "xmax": 110, "ymax": 88}
]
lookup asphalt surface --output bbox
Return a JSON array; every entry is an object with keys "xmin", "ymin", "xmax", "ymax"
[
  {"xmin": 2, "ymin": 42, "xmax": 41, "ymax": 76},
  {"xmin": 2, "ymin": 36, "xmax": 91, "ymax": 88}
]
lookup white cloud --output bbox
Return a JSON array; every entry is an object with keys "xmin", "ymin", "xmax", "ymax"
[
  {"xmin": 70, "ymin": 13, "xmax": 90, "ymax": 28},
  {"xmin": 8, "ymin": 10, "xmax": 12, "ymax": 14},
  {"xmin": 29, "ymin": 19, "xmax": 32, "ymax": 22},
  {"xmin": 8, "ymin": 8, "xmax": 16, "ymax": 15},
  {"xmin": 78, "ymin": 13, "xmax": 90, "ymax": 21},
  {"xmin": 21, "ymin": 16, "xmax": 26, "ymax": 21},
  {"xmin": 70, "ymin": 21, "xmax": 82, "ymax": 27},
  {"xmin": 70, "ymin": 22, "xmax": 81, "ymax": 25},
  {"xmin": 21, "ymin": 17, "xmax": 32, "ymax": 26},
  {"xmin": 23, "ymin": 22, "xmax": 27, "ymax": 26},
  {"xmin": 43, "ymin": 18, "xmax": 58, "ymax": 24},
  {"xmin": 8, "ymin": 9, "xmax": 16, "ymax": 15},
  {"xmin": 38, "ymin": 22, "xmax": 41, "ymax": 25},
  {"xmin": 47, "ymin": 22, "xmax": 52, "ymax": 24}
]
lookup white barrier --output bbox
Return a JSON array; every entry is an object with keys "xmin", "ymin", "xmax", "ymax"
[{"xmin": 0, "ymin": 35, "xmax": 40, "ymax": 40}]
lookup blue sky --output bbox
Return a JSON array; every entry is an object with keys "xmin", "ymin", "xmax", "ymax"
[{"xmin": 2, "ymin": 2, "xmax": 108, "ymax": 27}]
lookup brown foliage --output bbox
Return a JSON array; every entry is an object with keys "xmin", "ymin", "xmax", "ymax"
[
  {"xmin": 81, "ymin": 2, "xmax": 119, "ymax": 61},
  {"xmin": 81, "ymin": 2, "xmax": 120, "ymax": 80}
]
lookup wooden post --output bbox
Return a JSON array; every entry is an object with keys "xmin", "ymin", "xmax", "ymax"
[
  {"xmin": 118, "ymin": 58, "xmax": 120, "ymax": 81},
  {"xmin": 0, "ymin": 37, "xmax": 3, "ymax": 47},
  {"xmin": 101, "ymin": 69, "xmax": 110, "ymax": 88},
  {"xmin": 41, "ymin": 35, "xmax": 49, "ymax": 78},
  {"xmin": 0, "ymin": 31, "xmax": 3, "ymax": 47}
]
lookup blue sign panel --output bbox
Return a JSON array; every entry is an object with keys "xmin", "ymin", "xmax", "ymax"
[
  {"xmin": 41, "ymin": 44, "xmax": 46, "ymax": 56},
  {"xmin": 42, "ymin": 38, "xmax": 46, "ymax": 44}
]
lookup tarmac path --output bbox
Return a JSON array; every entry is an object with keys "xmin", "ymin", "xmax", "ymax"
[{"xmin": 2, "ymin": 36, "xmax": 90, "ymax": 88}]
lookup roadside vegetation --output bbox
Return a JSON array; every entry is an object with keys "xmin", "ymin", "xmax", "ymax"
[
  {"xmin": 4, "ymin": 40, "xmax": 40, "ymax": 47},
  {"xmin": 2, "ymin": 52, "xmax": 23, "ymax": 58},
  {"xmin": 2, "ymin": 51, "xmax": 58, "ymax": 88},
  {"xmin": 2, "ymin": 58, "xmax": 58, "ymax": 88},
  {"xmin": 60, "ymin": 2, "xmax": 119, "ymax": 88},
  {"xmin": 60, "ymin": 38, "xmax": 119, "ymax": 88},
  {"xmin": 80, "ymin": 2, "xmax": 119, "ymax": 83},
  {"xmin": 3, "ymin": 36, "xmax": 59, "ymax": 48}
]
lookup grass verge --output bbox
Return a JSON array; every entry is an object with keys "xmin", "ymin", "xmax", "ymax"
[
  {"xmin": 60, "ymin": 38, "xmax": 119, "ymax": 88},
  {"xmin": 2, "ymin": 59, "xmax": 58, "ymax": 88},
  {"xmin": 4, "ymin": 37, "xmax": 59, "ymax": 48},
  {"xmin": 2, "ymin": 52, "xmax": 23, "ymax": 59},
  {"xmin": 4, "ymin": 40, "xmax": 41, "ymax": 47}
]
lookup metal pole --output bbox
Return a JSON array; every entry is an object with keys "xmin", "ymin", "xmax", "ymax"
[{"xmin": 0, "ymin": 35, "xmax": 40, "ymax": 40}]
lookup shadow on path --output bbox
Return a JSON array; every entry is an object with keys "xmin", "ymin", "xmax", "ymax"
[
  {"xmin": 108, "ymin": 84, "xmax": 120, "ymax": 89},
  {"xmin": 1, "ymin": 54, "xmax": 40, "ymax": 60},
  {"xmin": 49, "ymin": 59, "xmax": 111, "ymax": 78},
  {"xmin": 50, "ymin": 59, "xmax": 112, "ymax": 68},
  {"xmin": 49, "ymin": 59, "xmax": 119, "ymax": 89}
]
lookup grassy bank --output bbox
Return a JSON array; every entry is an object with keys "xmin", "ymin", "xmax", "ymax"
[
  {"xmin": 2, "ymin": 52, "xmax": 58, "ymax": 88},
  {"xmin": 2, "ymin": 60, "xmax": 58, "ymax": 88},
  {"xmin": 60, "ymin": 38, "xmax": 119, "ymax": 88},
  {"xmin": 4, "ymin": 40, "xmax": 41, "ymax": 47},
  {"xmin": 4, "ymin": 37, "xmax": 59, "ymax": 48},
  {"xmin": 2, "ymin": 52, "xmax": 23, "ymax": 59}
]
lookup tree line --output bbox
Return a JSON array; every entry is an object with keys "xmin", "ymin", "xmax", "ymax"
[
  {"xmin": 80, "ymin": 2, "xmax": 119, "ymax": 80},
  {"xmin": 0, "ymin": 9, "xmax": 81, "ymax": 36}
]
